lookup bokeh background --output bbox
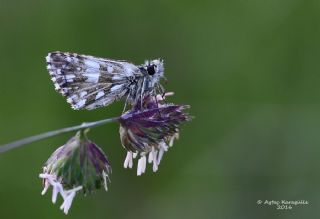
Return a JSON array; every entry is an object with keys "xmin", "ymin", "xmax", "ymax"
[{"xmin": 0, "ymin": 0, "xmax": 320, "ymax": 218}]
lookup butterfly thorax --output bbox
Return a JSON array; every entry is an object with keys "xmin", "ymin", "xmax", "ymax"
[{"xmin": 127, "ymin": 60, "xmax": 164, "ymax": 106}]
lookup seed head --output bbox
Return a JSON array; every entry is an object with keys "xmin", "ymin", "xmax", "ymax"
[
  {"xmin": 39, "ymin": 130, "xmax": 111, "ymax": 214},
  {"xmin": 119, "ymin": 94, "xmax": 191, "ymax": 175}
]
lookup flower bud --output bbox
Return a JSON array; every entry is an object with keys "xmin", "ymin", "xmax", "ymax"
[{"xmin": 39, "ymin": 130, "xmax": 111, "ymax": 214}]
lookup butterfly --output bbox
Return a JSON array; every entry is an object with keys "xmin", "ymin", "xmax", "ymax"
[{"xmin": 46, "ymin": 52, "xmax": 165, "ymax": 110}]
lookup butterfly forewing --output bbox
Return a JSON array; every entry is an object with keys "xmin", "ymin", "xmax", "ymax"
[{"xmin": 46, "ymin": 52, "xmax": 141, "ymax": 110}]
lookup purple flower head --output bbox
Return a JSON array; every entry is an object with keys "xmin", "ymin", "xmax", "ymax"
[
  {"xmin": 119, "ymin": 93, "xmax": 192, "ymax": 175},
  {"xmin": 39, "ymin": 130, "xmax": 111, "ymax": 214}
]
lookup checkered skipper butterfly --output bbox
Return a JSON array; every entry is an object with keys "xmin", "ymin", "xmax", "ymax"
[{"xmin": 46, "ymin": 52, "xmax": 165, "ymax": 110}]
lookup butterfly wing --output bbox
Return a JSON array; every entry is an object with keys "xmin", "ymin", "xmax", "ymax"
[{"xmin": 46, "ymin": 52, "xmax": 142, "ymax": 110}]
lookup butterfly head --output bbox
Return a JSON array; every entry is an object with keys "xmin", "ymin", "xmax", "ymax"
[{"xmin": 142, "ymin": 59, "xmax": 164, "ymax": 79}]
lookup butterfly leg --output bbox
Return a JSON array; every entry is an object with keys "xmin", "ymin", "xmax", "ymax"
[
  {"xmin": 156, "ymin": 83, "xmax": 167, "ymax": 104},
  {"xmin": 154, "ymin": 94, "xmax": 163, "ymax": 117},
  {"xmin": 140, "ymin": 78, "xmax": 146, "ymax": 110},
  {"xmin": 122, "ymin": 92, "xmax": 130, "ymax": 113}
]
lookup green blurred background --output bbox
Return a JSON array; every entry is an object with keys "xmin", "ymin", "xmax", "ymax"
[{"xmin": 0, "ymin": 0, "xmax": 320, "ymax": 218}]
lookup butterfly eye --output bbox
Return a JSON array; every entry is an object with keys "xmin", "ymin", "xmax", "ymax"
[{"xmin": 147, "ymin": 65, "xmax": 156, "ymax": 75}]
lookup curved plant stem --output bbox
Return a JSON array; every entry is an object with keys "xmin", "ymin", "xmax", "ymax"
[{"xmin": 0, "ymin": 116, "xmax": 120, "ymax": 153}]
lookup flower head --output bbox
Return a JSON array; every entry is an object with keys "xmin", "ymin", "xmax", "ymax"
[
  {"xmin": 39, "ymin": 130, "xmax": 111, "ymax": 214},
  {"xmin": 119, "ymin": 93, "xmax": 191, "ymax": 175}
]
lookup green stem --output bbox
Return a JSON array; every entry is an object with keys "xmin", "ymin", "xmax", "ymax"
[{"xmin": 0, "ymin": 116, "xmax": 120, "ymax": 153}]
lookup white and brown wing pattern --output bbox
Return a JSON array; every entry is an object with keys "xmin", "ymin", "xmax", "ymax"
[{"xmin": 46, "ymin": 52, "xmax": 141, "ymax": 110}]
